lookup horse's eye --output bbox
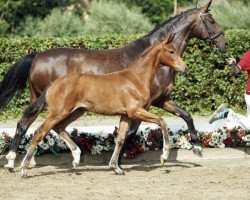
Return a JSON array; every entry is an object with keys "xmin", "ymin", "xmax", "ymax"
[
  {"xmin": 207, "ymin": 16, "xmax": 215, "ymax": 24},
  {"xmin": 209, "ymin": 19, "xmax": 215, "ymax": 24}
]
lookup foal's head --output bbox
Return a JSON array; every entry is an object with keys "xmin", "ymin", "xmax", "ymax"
[{"xmin": 158, "ymin": 35, "xmax": 188, "ymax": 74}]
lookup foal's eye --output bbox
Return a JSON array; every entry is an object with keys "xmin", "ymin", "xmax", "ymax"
[{"xmin": 169, "ymin": 50, "xmax": 174, "ymax": 54}]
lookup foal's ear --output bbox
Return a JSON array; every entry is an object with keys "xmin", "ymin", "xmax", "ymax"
[
  {"xmin": 199, "ymin": 0, "xmax": 212, "ymax": 13},
  {"xmin": 163, "ymin": 34, "xmax": 175, "ymax": 45}
]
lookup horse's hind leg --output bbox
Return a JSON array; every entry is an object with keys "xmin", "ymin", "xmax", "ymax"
[
  {"xmin": 118, "ymin": 104, "xmax": 151, "ymax": 165},
  {"xmin": 53, "ymin": 108, "xmax": 85, "ymax": 169},
  {"xmin": 5, "ymin": 87, "xmax": 44, "ymax": 172},
  {"xmin": 118, "ymin": 120, "xmax": 141, "ymax": 165},
  {"xmin": 109, "ymin": 115, "xmax": 131, "ymax": 175},
  {"xmin": 4, "ymin": 114, "xmax": 39, "ymax": 172}
]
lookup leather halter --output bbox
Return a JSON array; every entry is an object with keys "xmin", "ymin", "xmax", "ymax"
[{"xmin": 200, "ymin": 12, "xmax": 224, "ymax": 44}]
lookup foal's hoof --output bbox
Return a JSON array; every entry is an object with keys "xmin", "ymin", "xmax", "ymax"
[
  {"xmin": 115, "ymin": 168, "xmax": 125, "ymax": 175},
  {"xmin": 4, "ymin": 164, "xmax": 14, "ymax": 173},
  {"xmin": 29, "ymin": 157, "xmax": 37, "ymax": 168},
  {"xmin": 160, "ymin": 155, "xmax": 167, "ymax": 165},
  {"xmin": 109, "ymin": 164, "xmax": 125, "ymax": 175},
  {"xmin": 192, "ymin": 144, "xmax": 203, "ymax": 158},
  {"xmin": 72, "ymin": 161, "xmax": 79, "ymax": 169},
  {"xmin": 20, "ymin": 169, "xmax": 28, "ymax": 179}
]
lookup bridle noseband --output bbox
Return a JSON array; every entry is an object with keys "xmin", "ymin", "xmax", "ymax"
[{"xmin": 199, "ymin": 12, "xmax": 224, "ymax": 44}]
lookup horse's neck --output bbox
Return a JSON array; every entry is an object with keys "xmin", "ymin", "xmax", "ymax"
[
  {"xmin": 148, "ymin": 15, "xmax": 197, "ymax": 56},
  {"xmin": 128, "ymin": 49, "xmax": 160, "ymax": 87},
  {"xmin": 118, "ymin": 37, "xmax": 151, "ymax": 65}
]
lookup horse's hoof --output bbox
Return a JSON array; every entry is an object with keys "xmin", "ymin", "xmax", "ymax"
[
  {"xmin": 4, "ymin": 164, "xmax": 15, "ymax": 173},
  {"xmin": 160, "ymin": 155, "xmax": 167, "ymax": 165},
  {"xmin": 72, "ymin": 161, "xmax": 79, "ymax": 169},
  {"xmin": 20, "ymin": 169, "xmax": 28, "ymax": 179},
  {"xmin": 192, "ymin": 144, "xmax": 203, "ymax": 158}
]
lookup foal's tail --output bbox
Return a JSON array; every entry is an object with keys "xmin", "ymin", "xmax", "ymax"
[
  {"xmin": 23, "ymin": 90, "xmax": 47, "ymax": 119},
  {"xmin": 0, "ymin": 52, "xmax": 38, "ymax": 110}
]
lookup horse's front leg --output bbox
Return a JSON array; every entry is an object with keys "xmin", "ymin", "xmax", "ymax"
[{"xmin": 155, "ymin": 98, "xmax": 203, "ymax": 157}]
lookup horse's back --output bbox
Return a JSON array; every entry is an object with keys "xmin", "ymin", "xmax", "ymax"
[{"xmin": 29, "ymin": 46, "xmax": 130, "ymax": 97}]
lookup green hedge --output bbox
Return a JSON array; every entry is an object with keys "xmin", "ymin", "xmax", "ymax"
[{"xmin": 0, "ymin": 30, "xmax": 250, "ymax": 119}]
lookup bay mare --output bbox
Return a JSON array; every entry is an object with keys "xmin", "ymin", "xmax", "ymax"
[
  {"xmin": 20, "ymin": 37, "xmax": 187, "ymax": 178},
  {"xmin": 2, "ymin": 1, "xmax": 239, "ymax": 171}
]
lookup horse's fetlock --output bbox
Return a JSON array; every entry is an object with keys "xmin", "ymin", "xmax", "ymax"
[{"xmin": 6, "ymin": 151, "xmax": 16, "ymax": 160}]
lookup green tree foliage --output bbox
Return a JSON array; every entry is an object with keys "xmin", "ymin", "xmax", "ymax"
[
  {"xmin": 0, "ymin": 30, "xmax": 250, "ymax": 119},
  {"xmin": 116, "ymin": 0, "xmax": 195, "ymax": 24},
  {"xmin": 212, "ymin": 1, "xmax": 250, "ymax": 30},
  {"xmin": 18, "ymin": 9, "xmax": 85, "ymax": 37},
  {"xmin": 16, "ymin": 0, "xmax": 152, "ymax": 37},
  {"xmin": 83, "ymin": 0, "xmax": 152, "ymax": 34},
  {"xmin": 120, "ymin": 0, "xmax": 174, "ymax": 25},
  {"xmin": 0, "ymin": 0, "xmax": 71, "ymax": 36}
]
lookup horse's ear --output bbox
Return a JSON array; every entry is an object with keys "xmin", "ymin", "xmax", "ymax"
[{"xmin": 199, "ymin": 0, "xmax": 212, "ymax": 13}]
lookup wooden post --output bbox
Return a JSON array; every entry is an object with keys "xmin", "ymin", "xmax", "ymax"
[
  {"xmin": 174, "ymin": 0, "xmax": 177, "ymax": 15},
  {"xmin": 80, "ymin": 0, "xmax": 91, "ymax": 11}
]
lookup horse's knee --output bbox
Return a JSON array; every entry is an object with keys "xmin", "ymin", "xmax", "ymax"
[
  {"xmin": 16, "ymin": 119, "xmax": 28, "ymax": 135},
  {"xmin": 182, "ymin": 112, "xmax": 193, "ymax": 124}
]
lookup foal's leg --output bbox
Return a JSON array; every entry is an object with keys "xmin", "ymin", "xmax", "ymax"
[
  {"xmin": 109, "ymin": 115, "xmax": 130, "ymax": 175},
  {"xmin": 53, "ymin": 108, "xmax": 85, "ymax": 169},
  {"xmin": 20, "ymin": 113, "xmax": 69, "ymax": 178},
  {"xmin": 133, "ymin": 108, "xmax": 171, "ymax": 164},
  {"xmin": 58, "ymin": 131, "xmax": 81, "ymax": 169},
  {"xmin": 118, "ymin": 120, "xmax": 142, "ymax": 165},
  {"xmin": 155, "ymin": 99, "xmax": 202, "ymax": 157},
  {"xmin": 118, "ymin": 105, "xmax": 151, "ymax": 165}
]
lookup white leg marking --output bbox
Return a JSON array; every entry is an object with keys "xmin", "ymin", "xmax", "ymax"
[
  {"xmin": 4, "ymin": 151, "xmax": 17, "ymax": 170},
  {"xmin": 72, "ymin": 147, "xmax": 81, "ymax": 169},
  {"xmin": 20, "ymin": 168, "xmax": 28, "ymax": 179},
  {"xmin": 29, "ymin": 155, "xmax": 37, "ymax": 168}
]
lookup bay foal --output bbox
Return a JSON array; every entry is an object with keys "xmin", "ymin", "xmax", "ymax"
[
  {"xmin": 20, "ymin": 36, "xmax": 187, "ymax": 178},
  {"xmin": 4, "ymin": 1, "xmax": 231, "ymax": 170}
]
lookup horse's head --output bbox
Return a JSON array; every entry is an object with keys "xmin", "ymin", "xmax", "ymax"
[
  {"xmin": 159, "ymin": 35, "xmax": 188, "ymax": 74},
  {"xmin": 192, "ymin": 0, "xmax": 228, "ymax": 52}
]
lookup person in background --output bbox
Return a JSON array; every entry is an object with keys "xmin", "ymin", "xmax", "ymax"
[{"xmin": 209, "ymin": 50, "xmax": 250, "ymax": 130}]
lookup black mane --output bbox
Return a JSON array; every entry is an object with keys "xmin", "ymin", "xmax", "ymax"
[{"xmin": 146, "ymin": 8, "xmax": 196, "ymax": 36}]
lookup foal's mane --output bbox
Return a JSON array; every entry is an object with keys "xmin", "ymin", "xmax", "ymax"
[{"xmin": 140, "ymin": 41, "xmax": 162, "ymax": 57}]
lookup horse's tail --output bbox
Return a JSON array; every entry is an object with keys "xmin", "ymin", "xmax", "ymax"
[
  {"xmin": 23, "ymin": 89, "xmax": 47, "ymax": 119},
  {"xmin": 0, "ymin": 52, "xmax": 38, "ymax": 110}
]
